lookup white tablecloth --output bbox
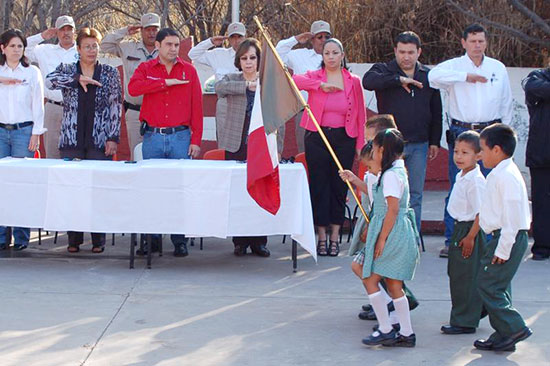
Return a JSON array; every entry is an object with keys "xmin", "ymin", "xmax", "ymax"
[{"xmin": 0, "ymin": 158, "xmax": 316, "ymax": 259}]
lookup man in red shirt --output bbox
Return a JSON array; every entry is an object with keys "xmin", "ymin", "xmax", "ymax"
[{"xmin": 128, "ymin": 28, "xmax": 203, "ymax": 257}]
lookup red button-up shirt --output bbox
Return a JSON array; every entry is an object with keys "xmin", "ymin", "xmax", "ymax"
[{"xmin": 128, "ymin": 57, "xmax": 203, "ymax": 146}]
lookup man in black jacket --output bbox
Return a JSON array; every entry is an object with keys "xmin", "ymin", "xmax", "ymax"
[
  {"xmin": 363, "ymin": 31, "xmax": 442, "ymax": 232},
  {"xmin": 523, "ymin": 69, "xmax": 550, "ymax": 260}
]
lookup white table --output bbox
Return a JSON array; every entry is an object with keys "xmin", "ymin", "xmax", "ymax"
[{"xmin": 0, "ymin": 158, "xmax": 316, "ymax": 269}]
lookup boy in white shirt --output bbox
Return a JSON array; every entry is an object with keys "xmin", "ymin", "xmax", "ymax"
[
  {"xmin": 475, "ymin": 124, "xmax": 532, "ymax": 352},
  {"xmin": 440, "ymin": 131, "xmax": 487, "ymax": 335}
]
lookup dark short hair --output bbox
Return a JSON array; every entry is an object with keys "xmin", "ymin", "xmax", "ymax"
[
  {"xmin": 366, "ymin": 114, "xmax": 397, "ymax": 133},
  {"xmin": 480, "ymin": 124, "xmax": 516, "ymax": 157},
  {"xmin": 456, "ymin": 130, "xmax": 481, "ymax": 153},
  {"xmin": 234, "ymin": 38, "xmax": 261, "ymax": 71},
  {"xmin": 156, "ymin": 28, "xmax": 179, "ymax": 43},
  {"xmin": 320, "ymin": 38, "xmax": 348, "ymax": 70},
  {"xmin": 76, "ymin": 27, "xmax": 102, "ymax": 47},
  {"xmin": 463, "ymin": 23, "xmax": 487, "ymax": 40},
  {"xmin": 0, "ymin": 29, "xmax": 29, "ymax": 67},
  {"xmin": 395, "ymin": 31, "xmax": 421, "ymax": 49}
]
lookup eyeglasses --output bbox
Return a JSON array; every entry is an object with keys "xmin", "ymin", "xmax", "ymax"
[
  {"xmin": 81, "ymin": 44, "xmax": 99, "ymax": 51},
  {"xmin": 316, "ymin": 34, "xmax": 331, "ymax": 40}
]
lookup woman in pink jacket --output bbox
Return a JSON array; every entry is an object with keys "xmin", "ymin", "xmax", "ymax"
[{"xmin": 293, "ymin": 38, "xmax": 366, "ymax": 257}]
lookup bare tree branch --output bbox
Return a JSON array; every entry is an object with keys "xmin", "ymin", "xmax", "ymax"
[
  {"xmin": 446, "ymin": 0, "xmax": 550, "ymax": 47},
  {"xmin": 508, "ymin": 0, "xmax": 550, "ymax": 35}
]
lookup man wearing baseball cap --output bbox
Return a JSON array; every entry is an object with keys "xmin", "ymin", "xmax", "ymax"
[
  {"xmin": 188, "ymin": 21, "xmax": 246, "ymax": 81},
  {"xmin": 25, "ymin": 15, "xmax": 79, "ymax": 159},
  {"xmin": 276, "ymin": 20, "xmax": 332, "ymax": 153},
  {"xmin": 101, "ymin": 13, "xmax": 160, "ymax": 161}
]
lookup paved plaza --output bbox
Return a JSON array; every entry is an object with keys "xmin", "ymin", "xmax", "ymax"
[{"xmin": 0, "ymin": 231, "xmax": 548, "ymax": 366}]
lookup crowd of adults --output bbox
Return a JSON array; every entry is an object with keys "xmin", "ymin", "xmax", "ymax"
[{"xmin": 0, "ymin": 14, "xmax": 548, "ymax": 263}]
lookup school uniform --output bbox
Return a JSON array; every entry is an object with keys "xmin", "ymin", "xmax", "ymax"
[
  {"xmin": 447, "ymin": 165, "xmax": 486, "ymax": 328},
  {"xmin": 478, "ymin": 158, "xmax": 531, "ymax": 337},
  {"xmin": 361, "ymin": 160, "xmax": 420, "ymax": 280}
]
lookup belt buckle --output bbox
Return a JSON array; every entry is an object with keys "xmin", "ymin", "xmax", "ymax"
[
  {"xmin": 5, "ymin": 124, "xmax": 15, "ymax": 131},
  {"xmin": 158, "ymin": 127, "xmax": 167, "ymax": 135}
]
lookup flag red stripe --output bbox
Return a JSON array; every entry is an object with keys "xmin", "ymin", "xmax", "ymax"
[{"xmin": 247, "ymin": 127, "xmax": 281, "ymax": 215}]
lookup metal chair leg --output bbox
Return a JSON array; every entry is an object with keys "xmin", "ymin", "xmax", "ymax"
[
  {"xmin": 54, "ymin": 231, "xmax": 58, "ymax": 244},
  {"xmin": 112, "ymin": 233, "xmax": 115, "ymax": 246},
  {"xmin": 200, "ymin": 237, "xmax": 203, "ymax": 250},
  {"xmin": 38, "ymin": 229, "xmax": 42, "ymax": 245}
]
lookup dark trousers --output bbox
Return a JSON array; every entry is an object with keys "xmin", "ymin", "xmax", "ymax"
[
  {"xmin": 61, "ymin": 148, "xmax": 111, "ymax": 247},
  {"xmin": 530, "ymin": 167, "xmax": 550, "ymax": 256},
  {"xmin": 304, "ymin": 128, "xmax": 355, "ymax": 227},
  {"xmin": 477, "ymin": 230, "xmax": 528, "ymax": 336},
  {"xmin": 448, "ymin": 221, "xmax": 486, "ymax": 327}
]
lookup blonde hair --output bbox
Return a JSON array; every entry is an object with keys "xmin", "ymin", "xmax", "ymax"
[{"xmin": 76, "ymin": 27, "xmax": 102, "ymax": 46}]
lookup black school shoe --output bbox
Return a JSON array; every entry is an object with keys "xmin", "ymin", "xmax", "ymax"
[
  {"xmin": 474, "ymin": 331, "xmax": 518, "ymax": 352},
  {"xmin": 13, "ymin": 244, "xmax": 28, "ymax": 251},
  {"xmin": 373, "ymin": 323, "xmax": 400, "ymax": 332},
  {"xmin": 383, "ymin": 332, "xmax": 416, "ymax": 348},
  {"xmin": 173, "ymin": 243, "xmax": 189, "ymax": 257},
  {"xmin": 492, "ymin": 327, "xmax": 532, "ymax": 351},
  {"xmin": 234, "ymin": 244, "xmax": 247, "ymax": 256},
  {"xmin": 362, "ymin": 328, "xmax": 397, "ymax": 346},
  {"xmin": 441, "ymin": 325, "xmax": 476, "ymax": 334}
]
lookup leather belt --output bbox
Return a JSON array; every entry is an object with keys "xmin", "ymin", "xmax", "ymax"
[
  {"xmin": 0, "ymin": 121, "xmax": 33, "ymax": 130},
  {"xmin": 47, "ymin": 99, "xmax": 63, "ymax": 107},
  {"xmin": 451, "ymin": 119, "xmax": 500, "ymax": 130},
  {"xmin": 145, "ymin": 125, "xmax": 189, "ymax": 135},
  {"xmin": 123, "ymin": 101, "xmax": 141, "ymax": 112}
]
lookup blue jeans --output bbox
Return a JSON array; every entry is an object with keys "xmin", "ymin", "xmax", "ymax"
[
  {"xmin": 0, "ymin": 124, "xmax": 34, "ymax": 245},
  {"xmin": 444, "ymin": 124, "xmax": 491, "ymax": 245},
  {"xmin": 142, "ymin": 128, "xmax": 190, "ymax": 159},
  {"xmin": 403, "ymin": 142, "xmax": 428, "ymax": 233},
  {"xmin": 142, "ymin": 128, "xmax": 190, "ymax": 247}
]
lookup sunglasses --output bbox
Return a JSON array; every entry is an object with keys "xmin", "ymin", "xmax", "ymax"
[{"xmin": 316, "ymin": 34, "xmax": 331, "ymax": 40}]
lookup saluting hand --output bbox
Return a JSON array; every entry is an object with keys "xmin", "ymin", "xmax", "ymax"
[
  {"xmin": 127, "ymin": 25, "xmax": 142, "ymax": 35},
  {"xmin": 399, "ymin": 76, "xmax": 423, "ymax": 93},
  {"xmin": 79, "ymin": 75, "xmax": 102, "ymax": 93},
  {"xmin": 466, "ymin": 74, "xmax": 488, "ymax": 83},
  {"xmin": 211, "ymin": 36, "xmax": 228, "ymax": 47},
  {"xmin": 320, "ymin": 82, "xmax": 343, "ymax": 93},
  {"xmin": 295, "ymin": 32, "xmax": 314, "ymax": 44},
  {"xmin": 166, "ymin": 79, "xmax": 190, "ymax": 86},
  {"xmin": 0, "ymin": 76, "xmax": 23, "ymax": 85},
  {"xmin": 41, "ymin": 28, "xmax": 57, "ymax": 40}
]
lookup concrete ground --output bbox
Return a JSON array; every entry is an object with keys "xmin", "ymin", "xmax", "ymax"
[{"xmin": 0, "ymin": 231, "xmax": 548, "ymax": 366}]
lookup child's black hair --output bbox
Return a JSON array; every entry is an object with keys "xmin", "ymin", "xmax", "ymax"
[
  {"xmin": 359, "ymin": 140, "xmax": 374, "ymax": 159},
  {"xmin": 373, "ymin": 128, "xmax": 405, "ymax": 187},
  {"xmin": 480, "ymin": 124, "xmax": 517, "ymax": 157},
  {"xmin": 455, "ymin": 130, "xmax": 481, "ymax": 153}
]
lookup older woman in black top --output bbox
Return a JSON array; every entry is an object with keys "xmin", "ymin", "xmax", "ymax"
[{"xmin": 46, "ymin": 27, "xmax": 122, "ymax": 253}]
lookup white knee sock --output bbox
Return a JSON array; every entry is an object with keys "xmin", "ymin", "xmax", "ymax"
[
  {"xmin": 379, "ymin": 286, "xmax": 392, "ymax": 304},
  {"xmin": 389, "ymin": 311, "xmax": 398, "ymax": 324},
  {"xmin": 393, "ymin": 295, "xmax": 414, "ymax": 336},
  {"xmin": 369, "ymin": 291, "xmax": 392, "ymax": 334}
]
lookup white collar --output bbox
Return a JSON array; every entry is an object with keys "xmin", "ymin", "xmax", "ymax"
[
  {"xmin": 392, "ymin": 159, "xmax": 405, "ymax": 168},
  {"xmin": 459, "ymin": 164, "xmax": 481, "ymax": 180},
  {"xmin": 0, "ymin": 62, "xmax": 25, "ymax": 72},
  {"xmin": 492, "ymin": 157, "xmax": 513, "ymax": 174}
]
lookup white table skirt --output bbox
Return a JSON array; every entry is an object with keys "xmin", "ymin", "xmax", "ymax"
[{"xmin": 0, "ymin": 158, "xmax": 316, "ymax": 259}]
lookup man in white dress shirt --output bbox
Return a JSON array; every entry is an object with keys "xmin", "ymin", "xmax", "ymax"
[
  {"xmin": 25, "ymin": 15, "xmax": 78, "ymax": 159},
  {"xmin": 101, "ymin": 13, "xmax": 160, "ymax": 160},
  {"xmin": 187, "ymin": 22, "xmax": 246, "ymax": 81},
  {"xmin": 428, "ymin": 23, "xmax": 513, "ymax": 258},
  {"xmin": 276, "ymin": 20, "xmax": 331, "ymax": 153}
]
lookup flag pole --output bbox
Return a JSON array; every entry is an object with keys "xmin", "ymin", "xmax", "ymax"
[{"xmin": 253, "ymin": 16, "xmax": 369, "ymax": 224}]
